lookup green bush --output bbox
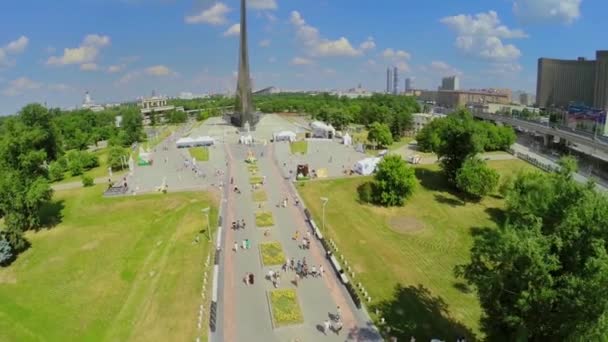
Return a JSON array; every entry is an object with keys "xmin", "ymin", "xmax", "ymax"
[
  {"xmin": 65, "ymin": 150, "xmax": 99, "ymax": 176},
  {"xmin": 82, "ymin": 175, "xmax": 94, "ymax": 187},
  {"xmin": 48, "ymin": 161, "xmax": 65, "ymax": 182}
]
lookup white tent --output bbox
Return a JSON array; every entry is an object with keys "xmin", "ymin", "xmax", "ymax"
[
  {"xmin": 240, "ymin": 135, "xmax": 253, "ymax": 145},
  {"xmin": 352, "ymin": 157, "xmax": 381, "ymax": 176},
  {"xmin": 310, "ymin": 121, "xmax": 336, "ymax": 139},
  {"xmin": 176, "ymin": 136, "xmax": 215, "ymax": 148},
  {"xmin": 273, "ymin": 131, "xmax": 297, "ymax": 142},
  {"xmin": 342, "ymin": 133, "xmax": 352, "ymax": 146}
]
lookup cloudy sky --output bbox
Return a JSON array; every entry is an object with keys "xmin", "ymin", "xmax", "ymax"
[{"xmin": 0, "ymin": 0, "xmax": 601, "ymax": 114}]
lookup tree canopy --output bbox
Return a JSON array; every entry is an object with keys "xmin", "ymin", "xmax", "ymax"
[
  {"xmin": 367, "ymin": 122, "xmax": 393, "ymax": 148},
  {"xmin": 372, "ymin": 154, "xmax": 417, "ymax": 206},
  {"xmin": 459, "ymin": 160, "xmax": 608, "ymax": 340},
  {"xmin": 455, "ymin": 157, "xmax": 499, "ymax": 199}
]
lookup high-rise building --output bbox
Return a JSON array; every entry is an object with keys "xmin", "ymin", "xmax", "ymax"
[
  {"xmin": 393, "ymin": 67, "xmax": 399, "ymax": 95},
  {"xmin": 519, "ymin": 93, "xmax": 535, "ymax": 106},
  {"xmin": 537, "ymin": 51, "xmax": 608, "ymax": 110},
  {"xmin": 440, "ymin": 76, "xmax": 459, "ymax": 91},
  {"xmin": 405, "ymin": 78, "xmax": 412, "ymax": 92},
  {"xmin": 386, "ymin": 68, "xmax": 392, "ymax": 94}
]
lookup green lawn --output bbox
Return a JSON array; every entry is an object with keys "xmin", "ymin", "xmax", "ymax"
[
  {"xmin": 259, "ymin": 242, "xmax": 286, "ymax": 266},
  {"xmin": 290, "ymin": 141, "xmax": 308, "ymax": 155},
  {"xmin": 252, "ymin": 190, "xmax": 268, "ymax": 203},
  {"xmin": 188, "ymin": 147, "xmax": 210, "ymax": 162},
  {"xmin": 297, "ymin": 160, "xmax": 536, "ymax": 341},
  {"xmin": 0, "ymin": 186, "xmax": 218, "ymax": 341},
  {"xmin": 255, "ymin": 211, "xmax": 274, "ymax": 227},
  {"xmin": 389, "ymin": 137, "xmax": 414, "ymax": 151},
  {"xmin": 269, "ymin": 289, "xmax": 304, "ymax": 327},
  {"xmin": 143, "ymin": 125, "xmax": 178, "ymax": 150},
  {"xmin": 247, "ymin": 164, "xmax": 259, "ymax": 174}
]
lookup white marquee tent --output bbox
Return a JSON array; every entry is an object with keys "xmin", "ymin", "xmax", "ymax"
[
  {"xmin": 273, "ymin": 131, "xmax": 297, "ymax": 142},
  {"xmin": 352, "ymin": 157, "xmax": 382, "ymax": 176},
  {"xmin": 240, "ymin": 135, "xmax": 253, "ymax": 145},
  {"xmin": 310, "ymin": 121, "xmax": 336, "ymax": 139},
  {"xmin": 342, "ymin": 133, "xmax": 352, "ymax": 146},
  {"xmin": 176, "ymin": 136, "xmax": 215, "ymax": 148}
]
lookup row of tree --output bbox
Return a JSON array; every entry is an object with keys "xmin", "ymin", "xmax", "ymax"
[{"xmin": 255, "ymin": 93, "xmax": 420, "ymax": 140}]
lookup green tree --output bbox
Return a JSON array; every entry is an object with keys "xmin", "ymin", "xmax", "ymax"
[
  {"xmin": 107, "ymin": 146, "xmax": 129, "ymax": 170},
  {"xmin": 121, "ymin": 107, "xmax": 144, "ymax": 146},
  {"xmin": 0, "ymin": 236, "xmax": 14, "ymax": 266},
  {"xmin": 436, "ymin": 110, "xmax": 484, "ymax": 182},
  {"xmin": 367, "ymin": 122, "xmax": 393, "ymax": 148},
  {"xmin": 416, "ymin": 119, "xmax": 445, "ymax": 153},
  {"xmin": 372, "ymin": 155, "xmax": 417, "ymax": 206},
  {"xmin": 459, "ymin": 160, "xmax": 608, "ymax": 340},
  {"xmin": 81, "ymin": 175, "xmax": 94, "ymax": 187},
  {"xmin": 455, "ymin": 157, "xmax": 500, "ymax": 199}
]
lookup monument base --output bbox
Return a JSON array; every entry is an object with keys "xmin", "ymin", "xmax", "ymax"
[{"xmin": 229, "ymin": 112, "xmax": 262, "ymax": 131}]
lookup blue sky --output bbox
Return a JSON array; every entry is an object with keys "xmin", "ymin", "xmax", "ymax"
[{"xmin": 0, "ymin": 0, "xmax": 602, "ymax": 114}]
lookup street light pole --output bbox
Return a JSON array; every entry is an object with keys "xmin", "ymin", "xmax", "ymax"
[
  {"xmin": 202, "ymin": 207, "xmax": 211, "ymax": 241},
  {"xmin": 320, "ymin": 197, "xmax": 329, "ymax": 232}
]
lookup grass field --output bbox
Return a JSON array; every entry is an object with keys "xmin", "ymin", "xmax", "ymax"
[
  {"xmin": 297, "ymin": 160, "xmax": 535, "ymax": 340},
  {"xmin": 252, "ymin": 190, "xmax": 268, "ymax": 202},
  {"xmin": 269, "ymin": 289, "xmax": 304, "ymax": 327},
  {"xmin": 255, "ymin": 211, "xmax": 274, "ymax": 227},
  {"xmin": 188, "ymin": 147, "xmax": 210, "ymax": 162},
  {"xmin": 290, "ymin": 141, "xmax": 308, "ymax": 155},
  {"xmin": 0, "ymin": 185, "xmax": 218, "ymax": 341},
  {"xmin": 250, "ymin": 176, "xmax": 264, "ymax": 185},
  {"xmin": 260, "ymin": 242, "xmax": 286, "ymax": 266}
]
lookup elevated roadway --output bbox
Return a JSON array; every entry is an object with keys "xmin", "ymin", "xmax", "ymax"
[{"xmin": 473, "ymin": 112, "xmax": 608, "ymax": 154}]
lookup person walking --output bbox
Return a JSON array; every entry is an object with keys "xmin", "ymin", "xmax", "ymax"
[
  {"xmin": 319, "ymin": 265, "xmax": 324, "ymax": 277},
  {"xmin": 335, "ymin": 306, "xmax": 342, "ymax": 321},
  {"xmin": 233, "ymin": 241, "xmax": 238, "ymax": 252},
  {"xmin": 242, "ymin": 240, "xmax": 247, "ymax": 250},
  {"xmin": 323, "ymin": 319, "xmax": 331, "ymax": 335}
]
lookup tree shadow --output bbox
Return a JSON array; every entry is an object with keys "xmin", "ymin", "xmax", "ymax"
[
  {"xmin": 346, "ymin": 320, "xmax": 383, "ymax": 341},
  {"xmin": 434, "ymin": 194, "xmax": 464, "ymax": 207},
  {"xmin": 484, "ymin": 207, "xmax": 506, "ymax": 226},
  {"xmin": 372, "ymin": 284, "xmax": 477, "ymax": 341},
  {"xmin": 37, "ymin": 199, "xmax": 65, "ymax": 230},
  {"xmin": 453, "ymin": 281, "xmax": 472, "ymax": 294}
]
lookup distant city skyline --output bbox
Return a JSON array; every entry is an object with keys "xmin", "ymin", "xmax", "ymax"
[{"xmin": 0, "ymin": 0, "xmax": 603, "ymax": 114}]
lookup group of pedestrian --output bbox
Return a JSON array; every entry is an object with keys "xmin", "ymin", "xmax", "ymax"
[
  {"xmin": 231, "ymin": 219, "xmax": 246, "ymax": 230},
  {"xmin": 322, "ymin": 306, "xmax": 343, "ymax": 335},
  {"xmin": 267, "ymin": 269, "xmax": 281, "ymax": 288},
  {"xmin": 284, "ymin": 257, "xmax": 324, "ymax": 286},
  {"xmin": 243, "ymin": 272, "xmax": 255, "ymax": 285}
]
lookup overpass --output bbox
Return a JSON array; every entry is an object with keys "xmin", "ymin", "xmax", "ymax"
[{"xmin": 473, "ymin": 112, "xmax": 608, "ymax": 154}]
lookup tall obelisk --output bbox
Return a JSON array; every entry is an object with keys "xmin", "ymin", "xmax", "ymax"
[{"xmin": 234, "ymin": 0, "xmax": 256, "ymax": 129}]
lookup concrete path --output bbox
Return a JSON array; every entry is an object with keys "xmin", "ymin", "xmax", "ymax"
[{"xmin": 214, "ymin": 115, "xmax": 380, "ymax": 341}]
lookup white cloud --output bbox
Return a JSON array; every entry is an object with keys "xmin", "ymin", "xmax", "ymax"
[
  {"xmin": 118, "ymin": 71, "xmax": 140, "ymax": 84},
  {"xmin": 359, "ymin": 37, "xmax": 376, "ymax": 51},
  {"xmin": 2, "ymin": 77, "xmax": 42, "ymax": 96},
  {"xmin": 107, "ymin": 64, "xmax": 125, "ymax": 73},
  {"xmin": 223, "ymin": 24, "xmax": 241, "ymax": 37},
  {"xmin": 5, "ymin": 36, "xmax": 29, "ymax": 54},
  {"xmin": 48, "ymin": 83, "xmax": 72, "ymax": 92},
  {"xmin": 46, "ymin": 34, "xmax": 111, "ymax": 66},
  {"xmin": 145, "ymin": 65, "xmax": 173, "ymax": 76},
  {"xmin": 0, "ymin": 36, "xmax": 29, "ymax": 67},
  {"xmin": 395, "ymin": 61, "xmax": 410, "ymax": 72},
  {"xmin": 185, "ymin": 2, "xmax": 230, "ymax": 25},
  {"xmin": 249, "ymin": 0, "xmax": 277, "ymax": 10},
  {"xmin": 430, "ymin": 60, "xmax": 463, "ymax": 76},
  {"xmin": 259, "ymin": 39, "xmax": 271, "ymax": 47},
  {"xmin": 513, "ymin": 0, "xmax": 581, "ymax": 24},
  {"xmin": 80, "ymin": 63, "xmax": 99, "ymax": 71},
  {"xmin": 290, "ymin": 11, "xmax": 364, "ymax": 57},
  {"xmin": 441, "ymin": 11, "xmax": 526, "ymax": 62},
  {"xmin": 291, "ymin": 57, "xmax": 313, "ymax": 65},
  {"xmin": 486, "ymin": 62, "xmax": 523, "ymax": 75},
  {"xmin": 382, "ymin": 48, "xmax": 411, "ymax": 59}
]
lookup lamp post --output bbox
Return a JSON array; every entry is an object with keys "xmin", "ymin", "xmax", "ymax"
[
  {"xmin": 202, "ymin": 207, "xmax": 211, "ymax": 241},
  {"xmin": 320, "ymin": 197, "xmax": 329, "ymax": 232}
]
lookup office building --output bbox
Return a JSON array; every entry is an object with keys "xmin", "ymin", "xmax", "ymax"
[
  {"xmin": 393, "ymin": 67, "xmax": 399, "ymax": 95},
  {"xmin": 519, "ymin": 92, "xmax": 535, "ymax": 106},
  {"xmin": 436, "ymin": 89, "xmax": 511, "ymax": 108},
  {"xmin": 537, "ymin": 50, "xmax": 608, "ymax": 110},
  {"xmin": 440, "ymin": 76, "xmax": 459, "ymax": 91},
  {"xmin": 386, "ymin": 68, "xmax": 392, "ymax": 94},
  {"xmin": 405, "ymin": 78, "xmax": 412, "ymax": 92}
]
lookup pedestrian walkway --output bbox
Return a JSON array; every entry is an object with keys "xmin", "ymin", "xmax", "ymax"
[{"xmin": 216, "ymin": 141, "xmax": 380, "ymax": 341}]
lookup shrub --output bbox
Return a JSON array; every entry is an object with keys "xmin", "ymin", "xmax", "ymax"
[
  {"xmin": 48, "ymin": 161, "xmax": 65, "ymax": 182},
  {"xmin": 0, "ymin": 236, "xmax": 14, "ymax": 266},
  {"xmin": 372, "ymin": 155, "xmax": 417, "ymax": 206},
  {"xmin": 82, "ymin": 175, "xmax": 94, "ymax": 187},
  {"xmin": 455, "ymin": 157, "xmax": 500, "ymax": 199}
]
